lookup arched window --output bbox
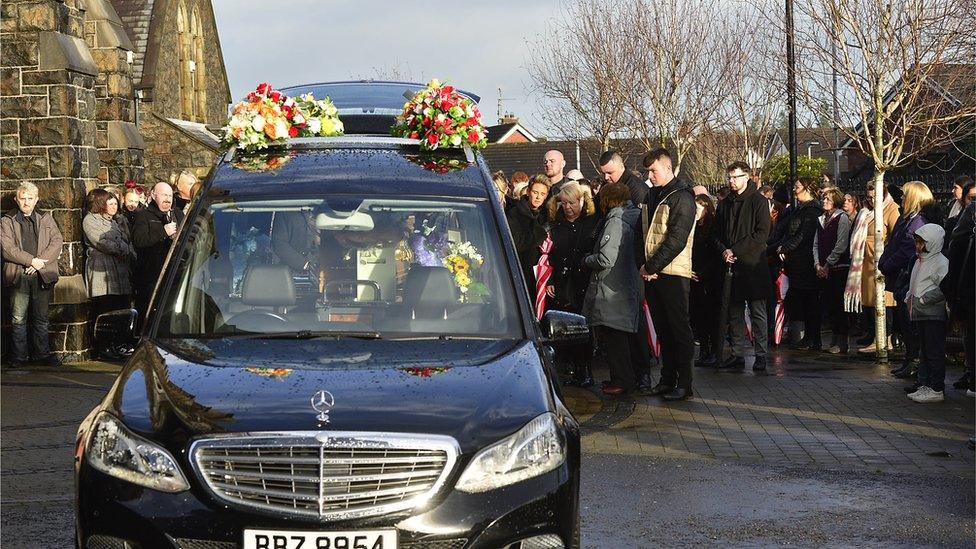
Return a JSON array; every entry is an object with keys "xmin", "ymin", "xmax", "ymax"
[
  {"xmin": 177, "ymin": 3, "xmax": 194, "ymax": 120},
  {"xmin": 191, "ymin": 8, "xmax": 206, "ymax": 122}
]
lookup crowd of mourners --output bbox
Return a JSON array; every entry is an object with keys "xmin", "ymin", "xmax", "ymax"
[
  {"xmin": 3, "ymin": 149, "xmax": 973, "ymax": 407},
  {"xmin": 2, "ymin": 172, "xmax": 201, "ymax": 364},
  {"xmin": 494, "ymin": 149, "xmax": 975, "ymax": 403}
]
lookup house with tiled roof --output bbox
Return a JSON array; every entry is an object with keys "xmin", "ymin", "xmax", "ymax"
[{"xmin": 485, "ymin": 116, "xmax": 538, "ymax": 145}]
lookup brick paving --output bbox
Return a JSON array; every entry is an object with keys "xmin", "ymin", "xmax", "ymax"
[{"xmin": 568, "ymin": 349, "xmax": 976, "ymax": 477}]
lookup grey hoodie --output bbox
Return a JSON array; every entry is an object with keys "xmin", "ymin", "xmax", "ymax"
[{"xmin": 907, "ymin": 223, "xmax": 949, "ymax": 321}]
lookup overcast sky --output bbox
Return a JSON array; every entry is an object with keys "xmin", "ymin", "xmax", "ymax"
[{"xmin": 213, "ymin": 0, "xmax": 562, "ymax": 135}]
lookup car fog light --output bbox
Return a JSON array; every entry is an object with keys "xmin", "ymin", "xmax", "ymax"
[
  {"xmin": 456, "ymin": 413, "xmax": 565, "ymax": 493},
  {"xmin": 86, "ymin": 412, "xmax": 189, "ymax": 492}
]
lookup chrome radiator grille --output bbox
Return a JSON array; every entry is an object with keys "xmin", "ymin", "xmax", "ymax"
[{"xmin": 190, "ymin": 432, "xmax": 458, "ymax": 521}]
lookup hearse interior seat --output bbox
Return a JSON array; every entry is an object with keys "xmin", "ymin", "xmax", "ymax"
[
  {"xmin": 402, "ymin": 266, "xmax": 457, "ymax": 319},
  {"xmin": 226, "ymin": 265, "xmax": 296, "ymax": 332}
]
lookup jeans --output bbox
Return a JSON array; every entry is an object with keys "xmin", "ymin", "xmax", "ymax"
[
  {"xmin": 646, "ymin": 275, "xmax": 694, "ymax": 390},
  {"xmin": 10, "ymin": 274, "xmax": 51, "ymax": 360},
  {"xmin": 729, "ymin": 298, "xmax": 769, "ymax": 358},
  {"xmin": 915, "ymin": 320, "xmax": 946, "ymax": 391}
]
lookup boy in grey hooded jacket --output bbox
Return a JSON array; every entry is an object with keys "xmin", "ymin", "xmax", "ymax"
[{"xmin": 905, "ymin": 223, "xmax": 949, "ymax": 402}]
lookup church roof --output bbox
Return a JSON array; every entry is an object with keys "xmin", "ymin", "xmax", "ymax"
[{"xmin": 109, "ymin": 0, "xmax": 157, "ymax": 87}]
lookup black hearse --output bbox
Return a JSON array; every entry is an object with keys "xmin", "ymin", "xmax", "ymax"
[{"xmin": 75, "ymin": 82, "xmax": 585, "ymax": 549}]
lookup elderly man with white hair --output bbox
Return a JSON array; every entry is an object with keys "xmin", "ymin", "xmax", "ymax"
[
  {"xmin": 131, "ymin": 181, "xmax": 184, "ymax": 319},
  {"xmin": 1, "ymin": 181, "xmax": 64, "ymax": 365}
]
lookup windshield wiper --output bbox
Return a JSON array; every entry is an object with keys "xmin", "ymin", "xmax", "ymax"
[
  {"xmin": 386, "ymin": 334, "xmax": 498, "ymax": 341},
  {"xmin": 228, "ymin": 330, "xmax": 382, "ymax": 340}
]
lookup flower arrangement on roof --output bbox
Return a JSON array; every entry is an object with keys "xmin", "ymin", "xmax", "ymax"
[
  {"xmin": 392, "ymin": 79, "xmax": 487, "ymax": 151},
  {"xmin": 221, "ymin": 82, "xmax": 343, "ymax": 153}
]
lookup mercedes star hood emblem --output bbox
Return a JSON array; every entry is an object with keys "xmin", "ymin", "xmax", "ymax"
[{"xmin": 311, "ymin": 390, "xmax": 335, "ymax": 423}]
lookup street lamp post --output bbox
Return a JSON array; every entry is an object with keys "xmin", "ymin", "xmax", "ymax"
[
  {"xmin": 786, "ymin": 0, "xmax": 798, "ymax": 194},
  {"xmin": 807, "ymin": 141, "xmax": 820, "ymax": 159}
]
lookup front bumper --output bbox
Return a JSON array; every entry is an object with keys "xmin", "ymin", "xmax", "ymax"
[{"xmin": 76, "ymin": 457, "xmax": 578, "ymax": 549}]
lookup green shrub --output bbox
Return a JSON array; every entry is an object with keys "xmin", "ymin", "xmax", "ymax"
[{"xmin": 762, "ymin": 154, "xmax": 827, "ymax": 186}]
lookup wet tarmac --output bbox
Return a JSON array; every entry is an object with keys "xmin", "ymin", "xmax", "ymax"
[
  {"xmin": 581, "ymin": 453, "xmax": 975, "ymax": 547},
  {"xmin": 2, "ymin": 363, "xmax": 974, "ymax": 548}
]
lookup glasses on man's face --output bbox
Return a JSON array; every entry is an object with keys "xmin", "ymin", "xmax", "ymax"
[{"xmin": 727, "ymin": 173, "xmax": 748, "ymax": 181}]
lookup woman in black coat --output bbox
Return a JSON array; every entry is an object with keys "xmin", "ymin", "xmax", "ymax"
[
  {"xmin": 546, "ymin": 182, "xmax": 599, "ymax": 385},
  {"xmin": 506, "ymin": 177, "xmax": 550, "ymax": 295},
  {"xmin": 691, "ymin": 194, "xmax": 723, "ymax": 366},
  {"xmin": 776, "ymin": 177, "xmax": 823, "ymax": 350}
]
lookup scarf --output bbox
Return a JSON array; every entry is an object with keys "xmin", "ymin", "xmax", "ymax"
[{"xmin": 844, "ymin": 207, "xmax": 873, "ymax": 312}]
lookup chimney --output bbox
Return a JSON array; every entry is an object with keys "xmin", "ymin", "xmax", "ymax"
[{"xmin": 500, "ymin": 113, "xmax": 519, "ymax": 125}]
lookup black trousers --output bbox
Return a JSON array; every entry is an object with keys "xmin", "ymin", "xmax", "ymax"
[
  {"xmin": 822, "ymin": 268, "xmax": 849, "ymax": 337},
  {"xmin": 599, "ymin": 326, "xmax": 637, "ymax": 390},
  {"xmin": 915, "ymin": 320, "xmax": 946, "ymax": 391},
  {"xmin": 787, "ymin": 287, "xmax": 821, "ymax": 345},
  {"xmin": 646, "ymin": 275, "xmax": 694, "ymax": 390},
  {"xmin": 690, "ymin": 281, "xmax": 721, "ymax": 358},
  {"xmin": 894, "ymin": 300, "xmax": 919, "ymax": 363},
  {"xmin": 630, "ymin": 308, "xmax": 653, "ymax": 376}
]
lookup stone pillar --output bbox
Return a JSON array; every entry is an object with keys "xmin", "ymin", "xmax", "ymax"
[
  {"xmin": 1, "ymin": 0, "xmax": 100, "ymax": 362},
  {"xmin": 83, "ymin": 0, "xmax": 145, "ymax": 187}
]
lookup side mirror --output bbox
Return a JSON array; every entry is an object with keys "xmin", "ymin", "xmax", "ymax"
[
  {"xmin": 94, "ymin": 308, "xmax": 139, "ymax": 345},
  {"xmin": 540, "ymin": 310, "xmax": 589, "ymax": 345}
]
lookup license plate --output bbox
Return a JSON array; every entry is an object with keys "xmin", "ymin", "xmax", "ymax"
[{"xmin": 243, "ymin": 528, "xmax": 397, "ymax": 549}]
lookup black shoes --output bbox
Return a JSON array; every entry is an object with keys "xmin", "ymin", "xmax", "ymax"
[
  {"xmin": 753, "ymin": 356, "xmax": 767, "ymax": 371},
  {"xmin": 695, "ymin": 355, "xmax": 718, "ymax": 368},
  {"xmin": 952, "ymin": 372, "xmax": 972, "ymax": 390},
  {"xmin": 641, "ymin": 382, "xmax": 676, "ymax": 396},
  {"xmin": 636, "ymin": 372, "xmax": 654, "ymax": 392},
  {"xmin": 662, "ymin": 387, "xmax": 693, "ymax": 401},
  {"xmin": 891, "ymin": 362, "xmax": 917, "ymax": 379},
  {"xmin": 903, "ymin": 383, "xmax": 920, "ymax": 393},
  {"xmin": 718, "ymin": 356, "xmax": 745, "ymax": 370}
]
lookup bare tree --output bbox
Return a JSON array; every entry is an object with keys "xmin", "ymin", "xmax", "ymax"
[
  {"xmin": 624, "ymin": 0, "xmax": 743, "ymax": 175},
  {"xmin": 789, "ymin": 0, "xmax": 976, "ymax": 360},
  {"xmin": 526, "ymin": 0, "xmax": 633, "ymax": 149}
]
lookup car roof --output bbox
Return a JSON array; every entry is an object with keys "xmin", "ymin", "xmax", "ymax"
[
  {"xmin": 211, "ymin": 138, "xmax": 490, "ymax": 200},
  {"xmin": 279, "ymin": 81, "xmax": 481, "ymax": 114},
  {"xmin": 277, "ymin": 81, "xmax": 482, "ymax": 135}
]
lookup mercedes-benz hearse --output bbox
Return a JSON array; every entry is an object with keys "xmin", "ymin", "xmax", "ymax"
[{"xmin": 75, "ymin": 81, "xmax": 585, "ymax": 549}]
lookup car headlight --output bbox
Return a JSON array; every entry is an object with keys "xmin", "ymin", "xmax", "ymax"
[
  {"xmin": 455, "ymin": 413, "xmax": 566, "ymax": 493},
  {"xmin": 86, "ymin": 412, "xmax": 189, "ymax": 492}
]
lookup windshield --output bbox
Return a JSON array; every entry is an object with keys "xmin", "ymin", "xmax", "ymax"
[{"xmin": 155, "ymin": 195, "xmax": 522, "ymax": 340}]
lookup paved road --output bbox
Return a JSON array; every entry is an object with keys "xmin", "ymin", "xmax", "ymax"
[{"xmin": 2, "ymin": 351, "xmax": 974, "ymax": 548}]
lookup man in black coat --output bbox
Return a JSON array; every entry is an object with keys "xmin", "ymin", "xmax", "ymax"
[
  {"xmin": 599, "ymin": 150, "xmax": 649, "ymax": 206},
  {"xmin": 712, "ymin": 162, "xmax": 772, "ymax": 371},
  {"xmin": 639, "ymin": 148, "xmax": 698, "ymax": 401},
  {"xmin": 131, "ymin": 182, "xmax": 184, "ymax": 322}
]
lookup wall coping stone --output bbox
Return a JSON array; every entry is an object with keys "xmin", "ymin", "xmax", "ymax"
[
  {"xmin": 38, "ymin": 31, "xmax": 98, "ymax": 76},
  {"xmin": 93, "ymin": 19, "xmax": 133, "ymax": 50},
  {"xmin": 107, "ymin": 120, "xmax": 145, "ymax": 149}
]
